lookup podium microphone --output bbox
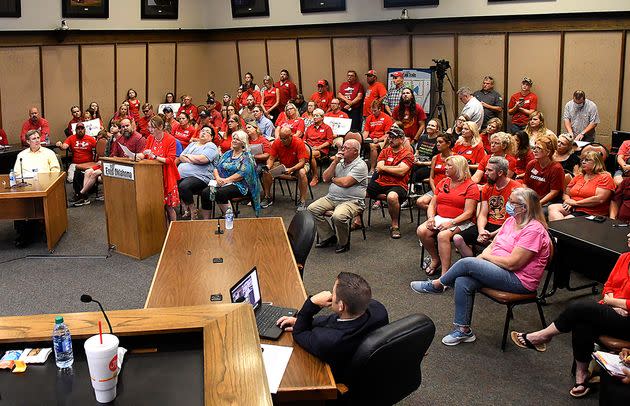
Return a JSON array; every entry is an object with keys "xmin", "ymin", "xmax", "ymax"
[
  {"xmin": 215, "ymin": 218, "xmax": 223, "ymax": 234},
  {"xmin": 81, "ymin": 294, "xmax": 113, "ymax": 334},
  {"xmin": 17, "ymin": 158, "xmax": 28, "ymax": 187}
]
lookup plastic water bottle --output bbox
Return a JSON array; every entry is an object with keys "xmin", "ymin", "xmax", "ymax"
[
  {"xmin": 45, "ymin": 134, "xmax": 50, "ymax": 145},
  {"xmin": 8, "ymin": 170, "xmax": 16, "ymax": 187},
  {"xmin": 225, "ymin": 207, "xmax": 234, "ymax": 230},
  {"xmin": 53, "ymin": 316, "xmax": 74, "ymax": 368}
]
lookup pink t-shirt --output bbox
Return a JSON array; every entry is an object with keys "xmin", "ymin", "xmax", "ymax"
[{"xmin": 491, "ymin": 216, "xmax": 551, "ymax": 291}]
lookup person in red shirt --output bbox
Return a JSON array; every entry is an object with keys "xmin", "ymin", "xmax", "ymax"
[
  {"xmin": 362, "ymin": 70, "xmax": 387, "ymax": 122},
  {"xmin": 366, "ymin": 127, "xmax": 414, "ymax": 239},
  {"xmin": 217, "ymin": 114, "xmax": 243, "ymax": 154},
  {"xmin": 416, "ymin": 133, "xmax": 454, "ymax": 211},
  {"xmin": 206, "ymin": 90, "xmax": 222, "ymax": 113},
  {"xmin": 325, "ymin": 98, "xmax": 351, "ymax": 149},
  {"xmin": 523, "ymin": 134, "xmax": 564, "ymax": 205},
  {"xmin": 66, "ymin": 105, "xmax": 83, "ymax": 136},
  {"xmin": 172, "ymin": 112, "xmax": 198, "ymax": 149},
  {"xmin": 337, "ymin": 70, "xmax": 365, "ymax": 131},
  {"xmin": 177, "ymin": 95, "xmax": 198, "ymax": 123},
  {"xmin": 262, "ymin": 126, "xmax": 310, "ymax": 210},
  {"xmin": 275, "ymin": 103, "xmax": 305, "ymax": 139},
  {"xmin": 304, "ymin": 109, "xmax": 334, "ymax": 186},
  {"xmin": 202, "ymin": 98, "xmax": 223, "ymax": 130},
  {"xmin": 261, "ymin": 75, "xmax": 280, "ymax": 120},
  {"xmin": 454, "ymin": 156, "xmax": 522, "ymax": 257},
  {"xmin": 513, "ymin": 130, "xmax": 535, "ymax": 179},
  {"xmin": 310, "ymin": 79, "xmax": 333, "ymax": 113},
  {"xmin": 126, "ymin": 88, "xmax": 141, "ymax": 123},
  {"xmin": 109, "ymin": 118, "xmax": 146, "ymax": 158},
  {"xmin": 275, "ymin": 69, "xmax": 298, "ymax": 112},
  {"xmin": 135, "ymin": 115, "xmax": 180, "ymax": 222},
  {"xmin": 56, "ymin": 122, "xmax": 97, "ymax": 164},
  {"xmin": 363, "ymin": 100, "xmax": 394, "ymax": 172},
  {"xmin": 479, "ymin": 117, "xmax": 502, "ymax": 153},
  {"xmin": 471, "ymin": 132, "xmax": 516, "ymax": 184},
  {"xmin": 245, "ymin": 121, "xmax": 271, "ymax": 170},
  {"xmin": 417, "ymin": 154, "xmax": 479, "ymax": 275},
  {"xmin": 239, "ymin": 93, "xmax": 257, "ymax": 123},
  {"xmin": 392, "ymin": 88, "xmax": 427, "ymax": 142},
  {"xmin": 20, "ymin": 107, "xmax": 50, "ymax": 146},
  {"xmin": 548, "ymin": 150, "xmax": 615, "ymax": 220},
  {"xmin": 239, "ymin": 83, "xmax": 262, "ymax": 108},
  {"xmin": 508, "ymin": 77, "xmax": 538, "ymax": 133},
  {"xmin": 136, "ymin": 103, "xmax": 155, "ymax": 138},
  {"xmin": 452, "ymin": 121, "xmax": 487, "ymax": 171}
]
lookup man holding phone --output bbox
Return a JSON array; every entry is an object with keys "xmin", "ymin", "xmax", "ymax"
[
  {"xmin": 508, "ymin": 77, "xmax": 538, "ymax": 134},
  {"xmin": 308, "ymin": 138, "xmax": 368, "ymax": 253}
]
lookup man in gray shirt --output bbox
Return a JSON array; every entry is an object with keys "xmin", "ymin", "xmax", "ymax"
[
  {"xmin": 457, "ymin": 86, "xmax": 484, "ymax": 130},
  {"xmin": 473, "ymin": 76, "xmax": 503, "ymax": 130},
  {"xmin": 563, "ymin": 90, "xmax": 600, "ymax": 142},
  {"xmin": 308, "ymin": 138, "xmax": 368, "ymax": 253}
]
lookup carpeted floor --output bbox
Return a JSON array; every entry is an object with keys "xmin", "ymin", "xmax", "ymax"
[{"xmin": 0, "ymin": 182, "xmax": 604, "ymax": 405}]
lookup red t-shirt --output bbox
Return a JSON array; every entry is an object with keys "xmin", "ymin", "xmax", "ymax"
[
  {"xmin": 523, "ymin": 160, "xmax": 564, "ymax": 200},
  {"xmin": 324, "ymin": 110, "xmax": 349, "ymax": 119},
  {"xmin": 310, "ymin": 91, "xmax": 333, "ymax": 112},
  {"xmin": 249, "ymin": 136, "xmax": 271, "ymax": 156},
  {"xmin": 602, "ymin": 252, "xmax": 630, "ymax": 309},
  {"xmin": 136, "ymin": 116, "xmax": 152, "ymax": 138},
  {"xmin": 275, "ymin": 80, "xmax": 298, "ymax": 110},
  {"xmin": 453, "ymin": 142, "xmax": 487, "ymax": 165},
  {"xmin": 177, "ymin": 104, "xmax": 199, "ymax": 122},
  {"xmin": 0, "ymin": 129, "xmax": 8, "ymax": 145},
  {"xmin": 262, "ymin": 88, "xmax": 279, "ymax": 111},
  {"xmin": 363, "ymin": 82, "xmax": 387, "ymax": 117},
  {"xmin": 376, "ymin": 147, "xmax": 414, "ymax": 189},
  {"xmin": 432, "ymin": 154, "xmax": 449, "ymax": 186},
  {"xmin": 276, "ymin": 116, "xmax": 305, "ymax": 137},
  {"xmin": 128, "ymin": 99, "xmax": 141, "ymax": 122},
  {"xmin": 481, "ymin": 179, "xmax": 522, "ymax": 225},
  {"xmin": 480, "ymin": 131, "xmax": 491, "ymax": 153},
  {"xmin": 364, "ymin": 113, "xmax": 394, "ymax": 140},
  {"xmin": 304, "ymin": 123, "xmax": 334, "ymax": 154},
  {"xmin": 172, "ymin": 124, "xmax": 197, "ymax": 149},
  {"xmin": 515, "ymin": 150, "xmax": 535, "ymax": 176},
  {"xmin": 435, "ymin": 178, "xmax": 479, "ymax": 219},
  {"xmin": 270, "ymin": 136, "xmax": 309, "ymax": 168},
  {"xmin": 476, "ymin": 154, "xmax": 517, "ymax": 184},
  {"xmin": 392, "ymin": 103, "xmax": 427, "ymax": 139},
  {"xmin": 20, "ymin": 118, "xmax": 50, "ymax": 145},
  {"xmin": 65, "ymin": 134, "xmax": 97, "ymax": 164},
  {"xmin": 218, "ymin": 135, "xmax": 232, "ymax": 153},
  {"xmin": 567, "ymin": 172, "xmax": 615, "ymax": 215},
  {"xmin": 338, "ymin": 81, "xmax": 364, "ymax": 108},
  {"xmin": 240, "ymin": 89, "xmax": 262, "ymax": 107},
  {"xmin": 508, "ymin": 92, "xmax": 538, "ymax": 126}
]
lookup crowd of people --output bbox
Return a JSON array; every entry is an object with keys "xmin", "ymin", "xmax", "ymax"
[{"xmin": 4, "ymin": 68, "xmax": 630, "ymax": 402}]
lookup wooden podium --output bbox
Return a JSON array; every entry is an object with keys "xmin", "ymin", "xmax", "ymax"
[{"xmin": 101, "ymin": 157, "xmax": 166, "ymax": 259}]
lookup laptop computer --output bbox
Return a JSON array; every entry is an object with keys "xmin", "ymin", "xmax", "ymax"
[{"xmin": 229, "ymin": 267, "xmax": 297, "ymax": 340}]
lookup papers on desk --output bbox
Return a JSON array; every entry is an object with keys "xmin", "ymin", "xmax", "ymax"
[
  {"xmin": 261, "ymin": 344, "xmax": 293, "ymax": 394},
  {"xmin": 593, "ymin": 351, "xmax": 629, "ymax": 378},
  {"xmin": 117, "ymin": 142, "xmax": 136, "ymax": 158}
]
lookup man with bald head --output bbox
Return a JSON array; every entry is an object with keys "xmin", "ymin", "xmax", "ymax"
[
  {"xmin": 20, "ymin": 107, "xmax": 50, "ymax": 146},
  {"xmin": 109, "ymin": 118, "xmax": 146, "ymax": 158},
  {"xmin": 308, "ymin": 138, "xmax": 368, "ymax": 253}
]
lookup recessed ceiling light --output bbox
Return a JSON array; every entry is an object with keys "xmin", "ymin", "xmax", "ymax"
[{"xmin": 248, "ymin": 7, "xmax": 252, "ymax": 11}]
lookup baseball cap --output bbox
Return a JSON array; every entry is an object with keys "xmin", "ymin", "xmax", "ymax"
[
  {"xmin": 365, "ymin": 69, "xmax": 377, "ymax": 76},
  {"xmin": 392, "ymin": 71, "xmax": 404, "ymax": 78},
  {"xmin": 162, "ymin": 106, "xmax": 173, "ymax": 113},
  {"xmin": 76, "ymin": 122, "xmax": 85, "ymax": 129},
  {"xmin": 387, "ymin": 126, "xmax": 405, "ymax": 138},
  {"xmin": 522, "ymin": 77, "xmax": 533, "ymax": 86},
  {"xmin": 198, "ymin": 110, "xmax": 209, "ymax": 118},
  {"xmin": 206, "ymin": 97, "xmax": 215, "ymax": 105},
  {"xmin": 317, "ymin": 80, "xmax": 326, "ymax": 86}
]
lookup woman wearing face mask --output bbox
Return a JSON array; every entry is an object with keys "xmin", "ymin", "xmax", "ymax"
[{"xmin": 411, "ymin": 187, "xmax": 552, "ymax": 347}]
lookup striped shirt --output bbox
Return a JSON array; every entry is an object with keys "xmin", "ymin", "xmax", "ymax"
[{"xmin": 385, "ymin": 85, "xmax": 405, "ymax": 111}]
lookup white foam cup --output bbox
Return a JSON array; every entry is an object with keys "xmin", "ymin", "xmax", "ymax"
[{"xmin": 84, "ymin": 334, "xmax": 119, "ymax": 403}]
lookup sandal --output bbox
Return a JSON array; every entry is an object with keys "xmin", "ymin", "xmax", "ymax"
[
  {"xmin": 390, "ymin": 227, "xmax": 401, "ymax": 239},
  {"xmin": 425, "ymin": 261, "xmax": 441, "ymax": 276},
  {"xmin": 510, "ymin": 331, "xmax": 547, "ymax": 352},
  {"xmin": 570, "ymin": 381, "xmax": 591, "ymax": 398}
]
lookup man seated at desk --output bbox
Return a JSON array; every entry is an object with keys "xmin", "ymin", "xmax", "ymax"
[
  {"xmin": 276, "ymin": 272, "xmax": 389, "ymax": 380},
  {"xmin": 13, "ymin": 130, "xmax": 60, "ymax": 248}
]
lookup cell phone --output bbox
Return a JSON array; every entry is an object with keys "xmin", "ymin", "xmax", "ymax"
[
  {"xmin": 210, "ymin": 293, "xmax": 223, "ymax": 302},
  {"xmin": 586, "ymin": 215, "xmax": 606, "ymax": 223}
]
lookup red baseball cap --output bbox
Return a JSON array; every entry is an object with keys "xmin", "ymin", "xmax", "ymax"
[
  {"xmin": 365, "ymin": 69, "xmax": 377, "ymax": 76},
  {"xmin": 392, "ymin": 71, "xmax": 404, "ymax": 78},
  {"xmin": 317, "ymin": 80, "xmax": 326, "ymax": 86}
]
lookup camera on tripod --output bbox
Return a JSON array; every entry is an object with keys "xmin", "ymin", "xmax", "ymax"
[{"xmin": 431, "ymin": 59, "xmax": 451, "ymax": 80}]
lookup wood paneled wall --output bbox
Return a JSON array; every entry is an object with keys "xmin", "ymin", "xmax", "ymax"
[{"xmin": 0, "ymin": 22, "xmax": 629, "ymax": 145}]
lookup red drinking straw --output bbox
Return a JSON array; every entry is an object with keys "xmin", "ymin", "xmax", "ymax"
[{"xmin": 98, "ymin": 320, "xmax": 103, "ymax": 344}]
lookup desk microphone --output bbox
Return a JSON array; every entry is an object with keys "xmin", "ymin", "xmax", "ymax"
[
  {"xmin": 215, "ymin": 218, "xmax": 224, "ymax": 235},
  {"xmin": 81, "ymin": 294, "xmax": 113, "ymax": 334},
  {"xmin": 16, "ymin": 158, "xmax": 28, "ymax": 187}
]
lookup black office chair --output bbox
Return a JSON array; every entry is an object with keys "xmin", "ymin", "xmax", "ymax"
[
  {"xmin": 286, "ymin": 211, "xmax": 316, "ymax": 278},
  {"xmin": 337, "ymin": 313, "xmax": 435, "ymax": 405}
]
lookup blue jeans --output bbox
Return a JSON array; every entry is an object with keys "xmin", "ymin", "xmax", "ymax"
[{"xmin": 439, "ymin": 257, "xmax": 532, "ymax": 327}]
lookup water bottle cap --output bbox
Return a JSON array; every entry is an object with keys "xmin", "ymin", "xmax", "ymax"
[{"xmin": 55, "ymin": 316, "xmax": 64, "ymax": 324}]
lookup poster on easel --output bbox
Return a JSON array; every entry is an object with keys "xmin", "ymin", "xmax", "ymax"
[{"xmin": 386, "ymin": 68, "xmax": 432, "ymax": 114}]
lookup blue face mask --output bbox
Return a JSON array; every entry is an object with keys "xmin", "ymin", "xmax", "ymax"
[{"xmin": 505, "ymin": 202, "xmax": 516, "ymax": 217}]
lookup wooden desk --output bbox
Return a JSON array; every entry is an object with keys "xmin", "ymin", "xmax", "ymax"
[
  {"xmin": 0, "ymin": 304, "xmax": 272, "ymax": 406},
  {"xmin": 145, "ymin": 217, "xmax": 337, "ymax": 402},
  {"xmin": 0, "ymin": 172, "xmax": 67, "ymax": 251}
]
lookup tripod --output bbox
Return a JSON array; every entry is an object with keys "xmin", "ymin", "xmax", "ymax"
[{"xmin": 430, "ymin": 70, "xmax": 455, "ymax": 130}]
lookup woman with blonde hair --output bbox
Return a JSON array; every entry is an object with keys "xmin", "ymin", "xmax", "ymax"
[
  {"xmin": 480, "ymin": 117, "xmax": 502, "ymax": 153},
  {"xmin": 412, "ymin": 187, "xmax": 551, "ymax": 347},
  {"xmin": 452, "ymin": 121, "xmax": 487, "ymax": 171},
  {"xmin": 260, "ymin": 74, "xmax": 280, "ymax": 120},
  {"xmin": 526, "ymin": 110, "xmax": 556, "ymax": 147},
  {"xmin": 416, "ymin": 155, "xmax": 480, "ymax": 276},
  {"xmin": 274, "ymin": 102, "xmax": 305, "ymax": 138},
  {"xmin": 524, "ymin": 134, "xmax": 565, "ymax": 205},
  {"xmin": 548, "ymin": 150, "xmax": 615, "ymax": 220},
  {"xmin": 471, "ymin": 131, "xmax": 516, "ymax": 184}
]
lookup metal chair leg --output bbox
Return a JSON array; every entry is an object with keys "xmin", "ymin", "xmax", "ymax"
[
  {"xmin": 501, "ymin": 305, "xmax": 513, "ymax": 351},
  {"xmin": 536, "ymin": 301, "xmax": 547, "ymax": 328}
]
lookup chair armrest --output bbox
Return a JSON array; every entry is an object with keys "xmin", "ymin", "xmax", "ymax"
[{"xmin": 336, "ymin": 383, "xmax": 349, "ymax": 395}]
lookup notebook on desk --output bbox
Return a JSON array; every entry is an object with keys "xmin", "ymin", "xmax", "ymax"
[{"xmin": 230, "ymin": 267, "xmax": 297, "ymax": 340}]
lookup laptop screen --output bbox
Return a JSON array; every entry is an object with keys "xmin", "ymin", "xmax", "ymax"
[{"xmin": 229, "ymin": 267, "xmax": 262, "ymax": 310}]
